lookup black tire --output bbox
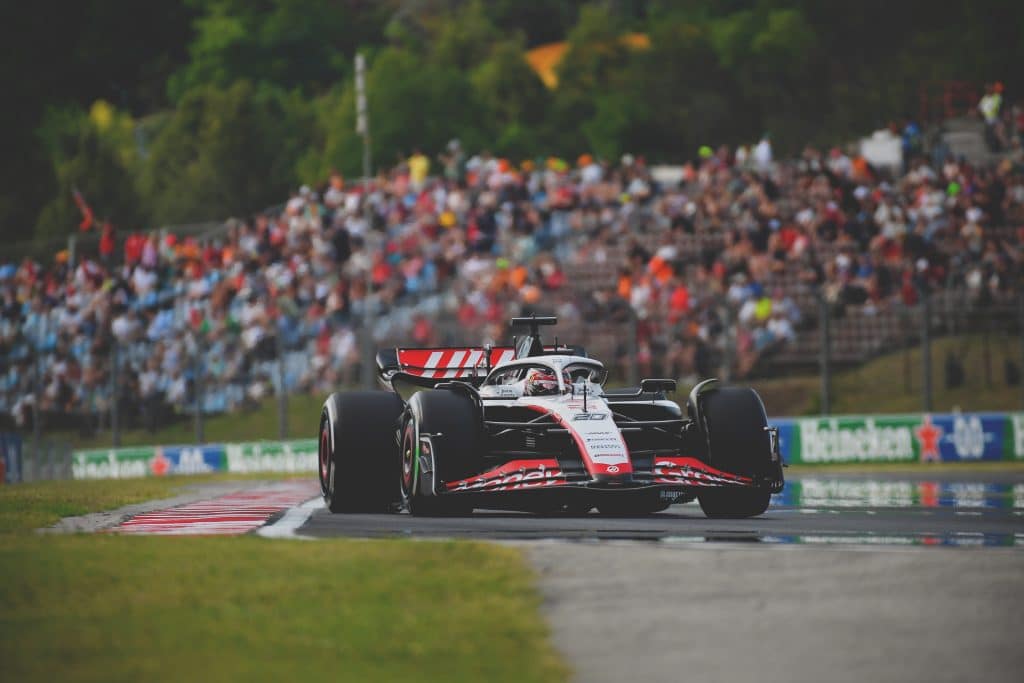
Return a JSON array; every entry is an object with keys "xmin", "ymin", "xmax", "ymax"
[
  {"xmin": 400, "ymin": 390, "xmax": 481, "ymax": 516},
  {"xmin": 696, "ymin": 386, "xmax": 773, "ymax": 519},
  {"xmin": 319, "ymin": 391, "xmax": 404, "ymax": 513}
]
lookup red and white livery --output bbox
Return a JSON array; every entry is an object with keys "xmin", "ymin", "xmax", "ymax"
[{"xmin": 318, "ymin": 317, "xmax": 784, "ymax": 517}]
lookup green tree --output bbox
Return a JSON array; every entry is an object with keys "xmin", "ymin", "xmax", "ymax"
[
  {"xmin": 299, "ymin": 48, "xmax": 485, "ymax": 182},
  {"xmin": 471, "ymin": 38, "xmax": 552, "ymax": 158},
  {"xmin": 1, "ymin": 0, "xmax": 194, "ymax": 244},
  {"xmin": 140, "ymin": 81, "xmax": 309, "ymax": 224},
  {"xmin": 548, "ymin": 4, "xmax": 635, "ymax": 155},
  {"xmin": 167, "ymin": 0, "xmax": 392, "ymax": 100},
  {"xmin": 34, "ymin": 102, "xmax": 145, "ymax": 240},
  {"xmin": 484, "ymin": 0, "xmax": 589, "ymax": 46},
  {"xmin": 431, "ymin": 0, "xmax": 501, "ymax": 71}
]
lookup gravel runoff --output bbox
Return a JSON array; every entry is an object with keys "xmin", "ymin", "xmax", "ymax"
[
  {"xmin": 520, "ymin": 541, "xmax": 1024, "ymax": 683},
  {"xmin": 41, "ymin": 480, "xmax": 296, "ymax": 534}
]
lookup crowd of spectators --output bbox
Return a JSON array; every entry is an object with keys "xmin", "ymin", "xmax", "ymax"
[{"xmin": 2, "ymin": 119, "xmax": 1022, "ymax": 433}]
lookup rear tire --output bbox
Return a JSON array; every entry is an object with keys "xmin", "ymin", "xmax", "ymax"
[
  {"xmin": 696, "ymin": 386, "xmax": 773, "ymax": 519},
  {"xmin": 319, "ymin": 391, "xmax": 404, "ymax": 513},
  {"xmin": 400, "ymin": 390, "xmax": 481, "ymax": 516}
]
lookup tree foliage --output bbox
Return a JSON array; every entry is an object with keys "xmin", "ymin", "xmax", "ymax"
[
  {"xmin": 7, "ymin": 0, "xmax": 1024, "ymax": 243},
  {"xmin": 141, "ymin": 81, "xmax": 311, "ymax": 225},
  {"xmin": 35, "ymin": 103, "xmax": 145, "ymax": 240}
]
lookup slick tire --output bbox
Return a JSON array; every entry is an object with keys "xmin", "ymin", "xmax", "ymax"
[
  {"xmin": 319, "ymin": 391, "xmax": 404, "ymax": 513},
  {"xmin": 696, "ymin": 386, "xmax": 773, "ymax": 519},
  {"xmin": 400, "ymin": 390, "xmax": 481, "ymax": 517}
]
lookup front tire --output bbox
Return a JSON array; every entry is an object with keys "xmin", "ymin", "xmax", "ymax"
[
  {"xmin": 320, "ymin": 391, "xmax": 404, "ymax": 513},
  {"xmin": 695, "ymin": 386, "xmax": 774, "ymax": 519},
  {"xmin": 400, "ymin": 390, "xmax": 481, "ymax": 516}
]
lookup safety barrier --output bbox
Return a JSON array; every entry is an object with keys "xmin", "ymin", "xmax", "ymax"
[
  {"xmin": 49, "ymin": 411, "xmax": 1024, "ymax": 480},
  {"xmin": 70, "ymin": 439, "xmax": 316, "ymax": 480}
]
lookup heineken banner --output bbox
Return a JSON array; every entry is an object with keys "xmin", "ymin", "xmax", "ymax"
[
  {"xmin": 224, "ymin": 439, "xmax": 317, "ymax": 474},
  {"xmin": 773, "ymin": 412, "xmax": 1024, "ymax": 465},
  {"xmin": 68, "ymin": 412, "xmax": 1024, "ymax": 478},
  {"xmin": 71, "ymin": 439, "xmax": 317, "ymax": 480}
]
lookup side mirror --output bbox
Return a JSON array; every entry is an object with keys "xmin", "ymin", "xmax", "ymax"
[{"xmin": 641, "ymin": 378, "xmax": 677, "ymax": 394}]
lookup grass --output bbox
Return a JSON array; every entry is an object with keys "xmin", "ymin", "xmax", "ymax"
[
  {"xmin": 755, "ymin": 334, "xmax": 1024, "ymax": 416},
  {"xmin": 0, "ymin": 479, "xmax": 569, "ymax": 683},
  {"xmin": 0, "ymin": 473, "xmax": 308, "ymax": 534}
]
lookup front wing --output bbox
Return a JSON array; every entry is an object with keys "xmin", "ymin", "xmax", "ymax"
[{"xmin": 444, "ymin": 456, "xmax": 775, "ymax": 494}]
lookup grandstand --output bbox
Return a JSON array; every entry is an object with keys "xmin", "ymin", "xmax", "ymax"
[{"xmin": 1, "ymin": 122, "xmax": 1022, "ymax": 437}]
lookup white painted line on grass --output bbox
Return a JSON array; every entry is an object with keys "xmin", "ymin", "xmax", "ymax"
[{"xmin": 258, "ymin": 496, "xmax": 325, "ymax": 539}]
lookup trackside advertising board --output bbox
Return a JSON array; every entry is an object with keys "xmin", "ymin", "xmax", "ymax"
[
  {"xmin": 65, "ymin": 412, "xmax": 1023, "ymax": 479},
  {"xmin": 772, "ymin": 412, "xmax": 1024, "ymax": 465},
  {"xmin": 71, "ymin": 439, "xmax": 316, "ymax": 480}
]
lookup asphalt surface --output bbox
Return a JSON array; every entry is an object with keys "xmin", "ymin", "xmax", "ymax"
[
  {"xmin": 298, "ymin": 470, "xmax": 1024, "ymax": 683},
  {"xmin": 524, "ymin": 542, "xmax": 1024, "ymax": 683}
]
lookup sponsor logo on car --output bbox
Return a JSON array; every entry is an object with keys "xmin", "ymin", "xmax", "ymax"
[
  {"xmin": 450, "ymin": 463, "xmax": 565, "ymax": 491},
  {"xmin": 572, "ymin": 412, "xmax": 608, "ymax": 421}
]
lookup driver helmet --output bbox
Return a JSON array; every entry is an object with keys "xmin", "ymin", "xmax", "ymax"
[{"xmin": 524, "ymin": 367, "xmax": 571, "ymax": 396}]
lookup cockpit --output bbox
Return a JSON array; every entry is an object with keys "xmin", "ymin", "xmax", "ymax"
[{"xmin": 479, "ymin": 358, "xmax": 607, "ymax": 399}]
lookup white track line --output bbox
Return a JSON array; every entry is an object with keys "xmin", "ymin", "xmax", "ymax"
[{"xmin": 258, "ymin": 496, "xmax": 324, "ymax": 539}]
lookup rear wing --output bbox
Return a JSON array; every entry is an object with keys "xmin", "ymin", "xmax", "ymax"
[{"xmin": 377, "ymin": 343, "xmax": 586, "ymax": 388}]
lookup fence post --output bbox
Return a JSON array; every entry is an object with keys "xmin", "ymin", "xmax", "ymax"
[
  {"xmin": 922, "ymin": 290, "xmax": 933, "ymax": 412},
  {"xmin": 626, "ymin": 308, "xmax": 639, "ymax": 386},
  {"xmin": 276, "ymin": 330, "xmax": 288, "ymax": 440},
  {"xmin": 1019, "ymin": 294, "xmax": 1024, "ymax": 409},
  {"xmin": 110, "ymin": 340, "xmax": 121, "ymax": 448},
  {"xmin": 818, "ymin": 291, "xmax": 831, "ymax": 415},
  {"xmin": 901, "ymin": 306, "xmax": 912, "ymax": 393},
  {"xmin": 360, "ymin": 298, "xmax": 377, "ymax": 390},
  {"xmin": 982, "ymin": 313, "xmax": 993, "ymax": 389},
  {"xmin": 32, "ymin": 341, "xmax": 42, "ymax": 475},
  {"xmin": 721, "ymin": 303, "xmax": 734, "ymax": 384},
  {"xmin": 193, "ymin": 334, "xmax": 204, "ymax": 444}
]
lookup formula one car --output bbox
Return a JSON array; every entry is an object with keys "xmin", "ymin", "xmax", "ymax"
[{"xmin": 318, "ymin": 317, "xmax": 784, "ymax": 517}]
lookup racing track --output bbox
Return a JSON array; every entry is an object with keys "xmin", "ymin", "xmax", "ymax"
[
  {"xmin": 296, "ymin": 469, "xmax": 1024, "ymax": 683},
  {"xmin": 298, "ymin": 470, "xmax": 1024, "ymax": 546}
]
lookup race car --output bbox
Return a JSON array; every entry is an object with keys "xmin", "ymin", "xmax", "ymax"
[{"xmin": 318, "ymin": 316, "xmax": 784, "ymax": 517}]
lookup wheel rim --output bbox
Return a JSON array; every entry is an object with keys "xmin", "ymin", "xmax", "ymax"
[
  {"xmin": 319, "ymin": 420, "xmax": 331, "ymax": 489},
  {"xmin": 400, "ymin": 425, "xmax": 415, "ymax": 499}
]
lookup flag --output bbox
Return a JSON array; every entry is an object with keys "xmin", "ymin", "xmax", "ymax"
[{"xmin": 71, "ymin": 186, "xmax": 94, "ymax": 231}]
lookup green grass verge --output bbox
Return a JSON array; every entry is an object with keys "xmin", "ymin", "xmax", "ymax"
[
  {"xmin": 0, "ymin": 473, "xmax": 309, "ymax": 534},
  {"xmin": 0, "ymin": 479, "xmax": 569, "ymax": 683},
  {"xmin": 65, "ymin": 393, "xmax": 326, "ymax": 451}
]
